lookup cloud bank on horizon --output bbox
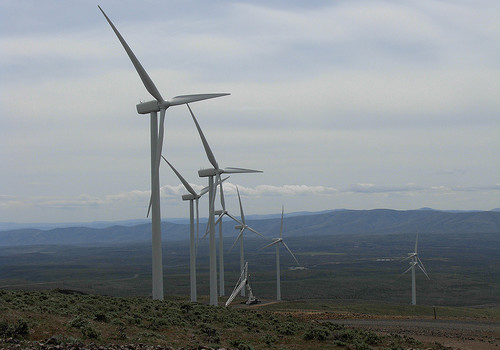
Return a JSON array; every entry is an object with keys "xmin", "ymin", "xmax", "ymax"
[{"xmin": 1, "ymin": 0, "xmax": 499, "ymax": 223}]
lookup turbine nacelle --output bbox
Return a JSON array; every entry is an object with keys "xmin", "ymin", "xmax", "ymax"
[{"xmin": 181, "ymin": 193, "xmax": 198, "ymax": 201}]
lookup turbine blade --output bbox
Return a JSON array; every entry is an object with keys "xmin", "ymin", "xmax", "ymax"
[
  {"xmin": 281, "ymin": 241, "xmax": 299, "ymax": 264},
  {"xmin": 199, "ymin": 176, "xmax": 228, "ymax": 197},
  {"xmin": 236, "ymin": 186, "xmax": 245, "ymax": 225},
  {"xmin": 146, "ymin": 197, "xmax": 152, "ymax": 218},
  {"xmin": 226, "ymin": 212, "xmax": 243, "ymax": 226},
  {"xmin": 188, "ymin": 104, "xmax": 218, "ymax": 169},
  {"xmin": 214, "ymin": 212, "xmax": 224, "ymax": 226},
  {"xmin": 219, "ymin": 174, "xmax": 226, "ymax": 210},
  {"xmin": 415, "ymin": 233, "xmax": 419, "ymax": 254},
  {"xmin": 247, "ymin": 226, "xmax": 265, "ymax": 239},
  {"xmin": 223, "ymin": 167, "xmax": 262, "ymax": 174},
  {"xmin": 260, "ymin": 239, "xmax": 280, "ymax": 250},
  {"xmin": 98, "ymin": 6, "xmax": 163, "ymax": 102},
  {"xmin": 417, "ymin": 256, "xmax": 430, "ymax": 279},
  {"xmin": 169, "ymin": 93, "xmax": 229, "ymax": 106},
  {"xmin": 162, "ymin": 156, "xmax": 197, "ymax": 197},
  {"xmin": 401, "ymin": 264, "xmax": 414, "ymax": 275},
  {"xmin": 147, "ymin": 108, "xmax": 166, "ymax": 214},
  {"xmin": 229, "ymin": 229, "xmax": 244, "ymax": 252},
  {"xmin": 417, "ymin": 262, "xmax": 430, "ymax": 279}
]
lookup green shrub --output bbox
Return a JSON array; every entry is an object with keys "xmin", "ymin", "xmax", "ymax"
[
  {"xmin": 68, "ymin": 316, "xmax": 88, "ymax": 329},
  {"xmin": 275, "ymin": 321, "xmax": 300, "ymax": 335},
  {"xmin": 199, "ymin": 323, "xmax": 219, "ymax": 343},
  {"xmin": 304, "ymin": 326, "xmax": 331, "ymax": 341},
  {"xmin": 262, "ymin": 334, "xmax": 276, "ymax": 346},
  {"xmin": 0, "ymin": 318, "xmax": 30, "ymax": 339},
  {"xmin": 229, "ymin": 339, "xmax": 254, "ymax": 350},
  {"xmin": 81, "ymin": 324, "xmax": 100, "ymax": 339}
]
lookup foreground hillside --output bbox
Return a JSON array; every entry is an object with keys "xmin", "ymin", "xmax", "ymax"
[{"xmin": 1, "ymin": 289, "xmax": 498, "ymax": 350}]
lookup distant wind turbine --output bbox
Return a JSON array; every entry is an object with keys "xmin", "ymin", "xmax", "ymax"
[
  {"xmin": 98, "ymin": 6, "xmax": 228, "ymax": 300},
  {"xmin": 190, "ymin": 105, "xmax": 262, "ymax": 305},
  {"xmin": 230, "ymin": 186, "xmax": 266, "ymax": 297},
  {"xmin": 401, "ymin": 233, "xmax": 429, "ymax": 305},
  {"xmin": 261, "ymin": 206, "xmax": 298, "ymax": 301},
  {"xmin": 214, "ymin": 185, "xmax": 242, "ymax": 297}
]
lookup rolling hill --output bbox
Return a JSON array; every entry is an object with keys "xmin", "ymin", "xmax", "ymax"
[{"xmin": 0, "ymin": 209, "xmax": 499, "ymax": 247}]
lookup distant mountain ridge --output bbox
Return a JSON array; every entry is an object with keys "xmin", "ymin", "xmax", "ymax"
[{"xmin": 0, "ymin": 209, "xmax": 498, "ymax": 247}]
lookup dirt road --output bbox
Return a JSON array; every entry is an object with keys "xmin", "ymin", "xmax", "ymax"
[{"xmin": 324, "ymin": 318, "xmax": 499, "ymax": 350}]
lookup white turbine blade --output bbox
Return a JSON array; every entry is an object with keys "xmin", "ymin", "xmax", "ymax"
[
  {"xmin": 199, "ymin": 185, "xmax": 210, "ymax": 197},
  {"xmin": 146, "ymin": 196, "xmax": 152, "ymax": 218},
  {"xmin": 98, "ymin": 6, "xmax": 163, "ymax": 102},
  {"xmin": 401, "ymin": 263, "xmax": 415, "ymax": 275},
  {"xmin": 236, "ymin": 186, "xmax": 245, "ymax": 225},
  {"xmin": 415, "ymin": 233, "xmax": 419, "ymax": 254},
  {"xmin": 280, "ymin": 206, "xmax": 284, "ymax": 239},
  {"xmin": 162, "ymin": 156, "xmax": 197, "ymax": 197},
  {"xmin": 226, "ymin": 212, "xmax": 243, "ymax": 226},
  {"xmin": 260, "ymin": 239, "xmax": 280, "ymax": 250},
  {"xmin": 225, "ymin": 270, "xmax": 247, "ymax": 307},
  {"xmin": 188, "ymin": 104, "xmax": 218, "ymax": 169},
  {"xmin": 417, "ymin": 257, "xmax": 430, "ymax": 279},
  {"xmin": 214, "ymin": 212, "xmax": 224, "ymax": 226},
  {"xmin": 223, "ymin": 167, "xmax": 262, "ymax": 174},
  {"xmin": 219, "ymin": 174, "xmax": 226, "ymax": 210},
  {"xmin": 199, "ymin": 176, "xmax": 228, "ymax": 197},
  {"xmin": 417, "ymin": 262, "xmax": 430, "ymax": 279},
  {"xmin": 281, "ymin": 241, "xmax": 299, "ymax": 264},
  {"xmin": 169, "ymin": 93, "xmax": 229, "ymax": 106},
  {"xmin": 229, "ymin": 229, "xmax": 244, "ymax": 252},
  {"xmin": 400, "ymin": 253, "xmax": 415, "ymax": 262},
  {"xmin": 247, "ymin": 226, "xmax": 266, "ymax": 239},
  {"xmin": 211, "ymin": 174, "xmax": 218, "ymax": 210},
  {"xmin": 202, "ymin": 221, "xmax": 210, "ymax": 240},
  {"xmin": 147, "ymin": 107, "xmax": 166, "ymax": 215}
]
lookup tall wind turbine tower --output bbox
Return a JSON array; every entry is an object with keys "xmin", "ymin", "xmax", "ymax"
[
  {"xmin": 401, "ymin": 233, "xmax": 429, "ymax": 305},
  {"xmin": 99, "ymin": 7, "xmax": 228, "ymax": 300}
]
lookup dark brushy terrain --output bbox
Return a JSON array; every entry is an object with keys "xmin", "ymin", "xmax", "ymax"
[{"xmin": 1, "ymin": 289, "xmax": 498, "ymax": 350}]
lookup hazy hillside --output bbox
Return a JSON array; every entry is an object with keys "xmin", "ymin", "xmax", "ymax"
[{"xmin": 0, "ymin": 209, "xmax": 499, "ymax": 247}]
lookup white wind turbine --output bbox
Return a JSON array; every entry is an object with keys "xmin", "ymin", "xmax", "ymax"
[
  {"xmin": 230, "ymin": 186, "xmax": 266, "ymax": 297},
  {"xmin": 161, "ymin": 156, "xmax": 227, "ymax": 302},
  {"xmin": 261, "ymin": 206, "xmax": 298, "ymax": 301},
  {"xmin": 214, "ymin": 184, "xmax": 242, "ymax": 297},
  {"xmin": 99, "ymin": 7, "xmax": 228, "ymax": 300},
  {"xmin": 401, "ymin": 233, "xmax": 429, "ymax": 305},
  {"xmin": 201, "ymin": 180, "xmax": 243, "ymax": 297},
  {"xmin": 188, "ymin": 105, "xmax": 262, "ymax": 306}
]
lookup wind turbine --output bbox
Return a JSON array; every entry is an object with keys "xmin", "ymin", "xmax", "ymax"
[
  {"xmin": 99, "ymin": 6, "xmax": 228, "ymax": 300},
  {"xmin": 261, "ymin": 206, "xmax": 298, "ymax": 301},
  {"xmin": 203, "ymin": 180, "xmax": 242, "ymax": 297},
  {"xmin": 230, "ymin": 186, "xmax": 266, "ymax": 297},
  {"xmin": 401, "ymin": 233, "xmax": 429, "ymax": 305},
  {"xmin": 215, "ymin": 187, "xmax": 242, "ymax": 297},
  {"xmin": 188, "ymin": 105, "xmax": 262, "ymax": 306},
  {"xmin": 162, "ymin": 156, "xmax": 227, "ymax": 302}
]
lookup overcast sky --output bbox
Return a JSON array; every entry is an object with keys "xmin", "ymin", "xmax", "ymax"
[{"xmin": 1, "ymin": 0, "xmax": 499, "ymax": 224}]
